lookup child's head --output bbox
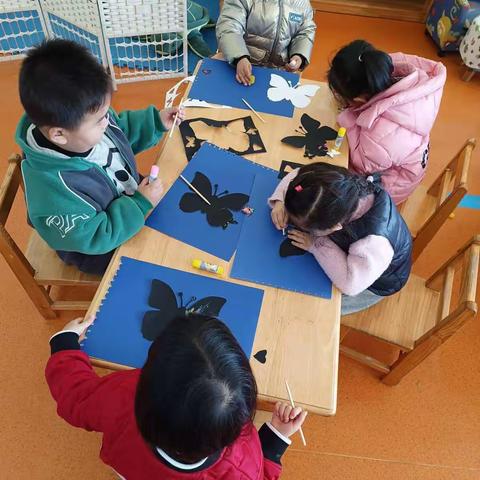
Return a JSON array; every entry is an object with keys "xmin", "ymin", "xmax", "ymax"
[
  {"xmin": 327, "ymin": 40, "xmax": 394, "ymax": 106},
  {"xmin": 135, "ymin": 314, "xmax": 257, "ymax": 463},
  {"xmin": 19, "ymin": 39, "xmax": 113, "ymax": 153},
  {"xmin": 284, "ymin": 162, "xmax": 374, "ymax": 235}
]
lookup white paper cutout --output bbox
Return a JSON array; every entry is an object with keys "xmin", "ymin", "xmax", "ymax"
[
  {"xmin": 267, "ymin": 74, "xmax": 320, "ymax": 109},
  {"xmin": 183, "ymin": 99, "xmax": 233, "ymax": 109},
  {"xmin": 326, "ymin": 149, "xmax": 341, "ymax": 158},
  {"xmin": 165, "ymin": 75, "xmax": 196, "ymax": 108}
]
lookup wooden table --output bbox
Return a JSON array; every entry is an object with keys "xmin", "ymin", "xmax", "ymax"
[{"xmin": 87, "ymin": 78, "xmax": 348, "ymax": 416}]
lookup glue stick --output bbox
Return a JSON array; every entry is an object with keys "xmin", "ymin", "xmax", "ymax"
[
  {"xmin": 192, "ymin": 259, "xmax": 224, "ymax": 276},
  {"xmin": 149, "ymin": 165, "xmax": 159, "ymax": 183},
  {"xmin": 333, "ymin": 127, "xmax": 346, "ymax": 151}
]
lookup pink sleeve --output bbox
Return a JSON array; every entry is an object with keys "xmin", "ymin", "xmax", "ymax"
[
  {"xmin": 267, "ymin": 169, "xmax": 299, "ymax": 207},
  {"xmin": 308, "ymin": 235, "xmax": 394, "ymax": 296}
]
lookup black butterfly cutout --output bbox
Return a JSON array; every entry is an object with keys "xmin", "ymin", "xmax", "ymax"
[
  {"xmin": 179, "ymin": 171, "xmax": 249, "ymax": 229},
  {"xmin": 281, "ymin": 114, "xmax": 337, "ymax": 159},
  {"xmin": 142, "ymin": 279, "xmax": 226, "ymax": 341},
  {"xmin": 279, "ymin": 237, "xmax": 307, "ymax": 258},
  {"xmin": 278, "ymin": 160, "xmax": 304, "ymax": 179}
]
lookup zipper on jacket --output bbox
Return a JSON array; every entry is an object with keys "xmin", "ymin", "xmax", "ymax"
[{"xmin": 268, "ymin": 0, "xmax": 283, "ymax": 64}]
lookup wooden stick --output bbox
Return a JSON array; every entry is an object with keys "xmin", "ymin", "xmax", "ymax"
[
  {"xmin": 285, "ymin": 380, "xmax": 307, "ymax": 446},
  {"xmin": 179, "ymin": 175, "xmax": 211, "ymax": 206},
  {"xmin": 241, "ymin": 98, "xmax": 266, "ymax": 124},
  {"xmin": 168, "ymin": 111, "xmax": 180, "ymax": 139},
  {"xmin": 168, "ymin": 102, "xmax": 183, "ymax": 139}
]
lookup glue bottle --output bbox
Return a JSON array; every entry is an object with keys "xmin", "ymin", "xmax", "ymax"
[
  {"xmin": 192, "ymin": 259, "xmax": 224, "ymax": 276},
  {"xmin": 333, "ymin": 127, "xmax": 346, "ymax": 151}
]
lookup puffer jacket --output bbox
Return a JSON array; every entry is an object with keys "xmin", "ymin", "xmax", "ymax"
[
  {"xmin": 216, "ymin": 0, "xmax": 316, "ymax": 67},
  {"xmin": 338, "ymin": 52, "xmax": 447, "ymax": 204}
]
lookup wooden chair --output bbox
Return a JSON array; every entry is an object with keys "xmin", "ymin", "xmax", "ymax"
[
  {"xmin": 340, "ymin": 235, "xmax": 479, "ymax": 385},
  {"xmin": 401, "ymin": 138, "xmax": 476, "ymax": 263},
  {"xmin": 0, "ymin": 154, "xmax": 101, "ymax": 319}
]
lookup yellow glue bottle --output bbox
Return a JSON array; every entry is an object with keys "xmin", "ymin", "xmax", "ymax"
[
  {"xmin": 192, "ymin": 259, "xmax": 224, "ymax": 276},
  {"xmin": 333, "ymin": 127, "xmax": 346, "ymax": 151}
]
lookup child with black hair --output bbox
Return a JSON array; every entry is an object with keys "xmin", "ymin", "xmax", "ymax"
[
  {"xmin": 270, "ymin": 163, "xmax": 412, "ymax": 314},
  {"xmin": 328, "ymin": 39, "xmax": 446, "ymax": 204},
  {"xmin": 46, "ymin": 314, "xmax": 307, "ymax": 479},
  {"xmin": 15, "ymin": 39, "xmax": 185, "ymax": 275}
]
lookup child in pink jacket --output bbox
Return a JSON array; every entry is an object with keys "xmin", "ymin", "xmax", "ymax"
[{"xmin": 328, "ymin": 40, "xmax": 446, "ymax": 204}]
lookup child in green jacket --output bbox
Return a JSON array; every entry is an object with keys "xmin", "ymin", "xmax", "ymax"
[{"xmin": 15, "ymin": 39, "xmax": 184, "ymax": 275}]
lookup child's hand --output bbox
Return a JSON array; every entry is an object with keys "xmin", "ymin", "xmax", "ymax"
[
  {"xmin": 271, "ymin": 201, "xmax": 288, "ymax": 230},
  {"xmin": 160, "ymin": 106, "xmax": 186, "ymax": 130},
  {"xmin": 58, "ymin": 315, "xmax": 95, "ymax": 341},
  {"xmin": 137, "ymin": 176, "xmax": 164, "ymax": 208},
  {"xmin": 286, "ymin": 55, "xmax": 302, "ymax": 72},
  {"xmin": 236, "ymin": 57, "xmax": 252, "ymax": 86},
  {"xmin": 288, "ymin": 229, "xmax": 313, "ymax": 251},
  {"xmin": 271, "ymin": 402, "xmax": 308, "ymax": 439}
]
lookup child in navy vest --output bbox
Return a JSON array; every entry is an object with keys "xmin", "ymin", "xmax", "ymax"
[{"xmin": 269, "ymin": 162, "xmax": 412, "ymax": 314}]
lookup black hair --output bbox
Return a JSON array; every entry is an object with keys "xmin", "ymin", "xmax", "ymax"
[
  {"xmin": 327, "ymin": 39, "xmax": 394, "ymax": 104},
  {"xmin": 284, "ymin": 162, "xmax": 375, "ymax": 231},
  {"xmin": 135, "ymin": 314, "xmax": 257, "ymax": 463},
  {"xmin": 19, "ymin": 39, "xmax": 113, "ymax": 129}
]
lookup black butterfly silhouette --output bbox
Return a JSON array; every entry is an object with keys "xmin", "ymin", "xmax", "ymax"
[
  {"xmin": 279, "ymin": 237, "xmax": 307, "ymax": 257},
  {"xmin": 142, "ymin": 279, "xmax": 226, "ymax": 341},
  {"xmin": 281, "ymin": 114, "xmax": 337, "ymax": 159},
  {"xmin": 179, "ymin": 171, "xmax": 249, "ymax": 229}
]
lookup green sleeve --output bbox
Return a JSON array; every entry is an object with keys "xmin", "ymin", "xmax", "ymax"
[
  {"xmin": 31, "ymin": 191, "xmax": 153, "ymax": 255},
  {"xmin": 111, "ymin": 106, "xmax": 167, "ymax": 155}
]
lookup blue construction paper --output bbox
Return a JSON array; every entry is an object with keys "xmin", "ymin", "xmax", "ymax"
[
  {"xmin": 188, "ymin": 58, "xmax": 299, "ymax": 117},
  {"xmin": 146, "ymin": 143, "xmax": 263, "ymax": 260},
  {"xmin": 231, "ymin": 170, "xmax": 333, "ymax": 298},
  {"xmin": 81, "ymin": 257, "xmax": 264, "ymax": 367}
]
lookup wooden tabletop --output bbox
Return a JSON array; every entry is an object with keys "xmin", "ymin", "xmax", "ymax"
[{"xmin": 87, "ymin": 76, "xmax": 348, "ymax": 416}]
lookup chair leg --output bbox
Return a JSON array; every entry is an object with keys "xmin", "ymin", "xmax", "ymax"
[
  {"xmin": 381, "ymin": 336, "xmax": 441, "ymax": 385},
  {"xmin": 0, "ymin": 227, "xmax": 56, "ymax": 319},
  {"xmin": 461, "ymin": 68, "xmax": 476, "ymax": 82}
]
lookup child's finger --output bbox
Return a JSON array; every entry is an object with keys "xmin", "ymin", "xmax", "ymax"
[
  {"xmin": 283, "ymin": 405, "xmax": 293, "ymax": 422},
  {"xmin": 277, "ymin": 402, "xmax": 287, "ymax": 420},
  {"xmin": 291, "ymin": 406, "xmax": 303, "ymax": 419},
  {"xmin": 292, "ymin": 410, "xmax": 308, "ymax": 428}
]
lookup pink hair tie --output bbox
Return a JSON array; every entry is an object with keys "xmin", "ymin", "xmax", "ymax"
[{"xmin": 295, "ymin": 185, "xmax": 303, "ymax": 192}]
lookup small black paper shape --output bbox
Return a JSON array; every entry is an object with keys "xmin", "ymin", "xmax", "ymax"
[
  {"xmin": 179, "ymin": 171, "xmax": 249, "ymax": 229},
  {"xmin": 141, "ymin": 279, "xmax": 226, "ymax": 341},
  {"xmin": 278, "ymin": 160, "xmax": 305, "ymax": 179},
  {"xmin": 281, "ymin": 114, "xmax": 337, "ymax": 159},
  {"xmin": 179, "ymin": 116, "xmax": 267, "ymax": 161},
  {"xmin": 254, "ymin": 349, "xmax": 267, "ymax": 364},
  {"xmin": 279, "ymin": 237, "xmax": 307, "ymax": 258}
]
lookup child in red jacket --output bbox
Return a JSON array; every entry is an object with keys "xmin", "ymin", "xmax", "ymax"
[{"xmin": 46, "ymin": 314, "xmax": 307, "ymax": 479}]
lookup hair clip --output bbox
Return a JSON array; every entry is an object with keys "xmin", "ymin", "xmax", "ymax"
[
  {"xmin": 295, "ymin": 185, "xmax": 303, "ymax": 192},
  {"xmin": 358, "ymin": 54, "xmax": 363, "ymax": 62}
]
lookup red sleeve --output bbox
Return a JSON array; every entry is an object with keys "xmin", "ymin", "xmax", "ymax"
[
  {"xmin": 45, "ymin": 350, "xmax": 136, "ymax": 433},
  {"xmin": 263, "ymin": 458, "xmax": 282, "ymax": 479}
]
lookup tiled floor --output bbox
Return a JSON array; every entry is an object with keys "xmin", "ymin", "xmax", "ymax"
[{"xmin": 0, "ymin": 11, "xmax": 479, "ymax": 480}]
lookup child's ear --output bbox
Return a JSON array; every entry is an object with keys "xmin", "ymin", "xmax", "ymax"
[
  {"xmin": 352, "ymin": 95, "xmax": 368, "ymax": 104},
  {"xmin": 333, "ymin": 223, "xmax": 343, "ymax": 232},
  {"xmin": 46, "ymin": 127, "xmax": 68, "ymax": 146}
]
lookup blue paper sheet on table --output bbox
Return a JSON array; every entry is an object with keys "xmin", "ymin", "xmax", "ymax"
[
  {"xmin": 81, "ymin": 257, "xmax": 264, "ymax": 368},
  {"xmin": 231, "ymin": 169, "xmax": 333, "ymax": 299},
  {"xmin": 146, "ymin": 142, "xmax": 272, "ymax": 261},
  {"xmin": 188, "ymin": 58, "xmax": 299, "ymax": 118}
]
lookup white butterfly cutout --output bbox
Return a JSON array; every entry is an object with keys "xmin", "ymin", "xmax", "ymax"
[{"xmin": 267, "ymin": 74, "xmax": 320, "ymax": 108}]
